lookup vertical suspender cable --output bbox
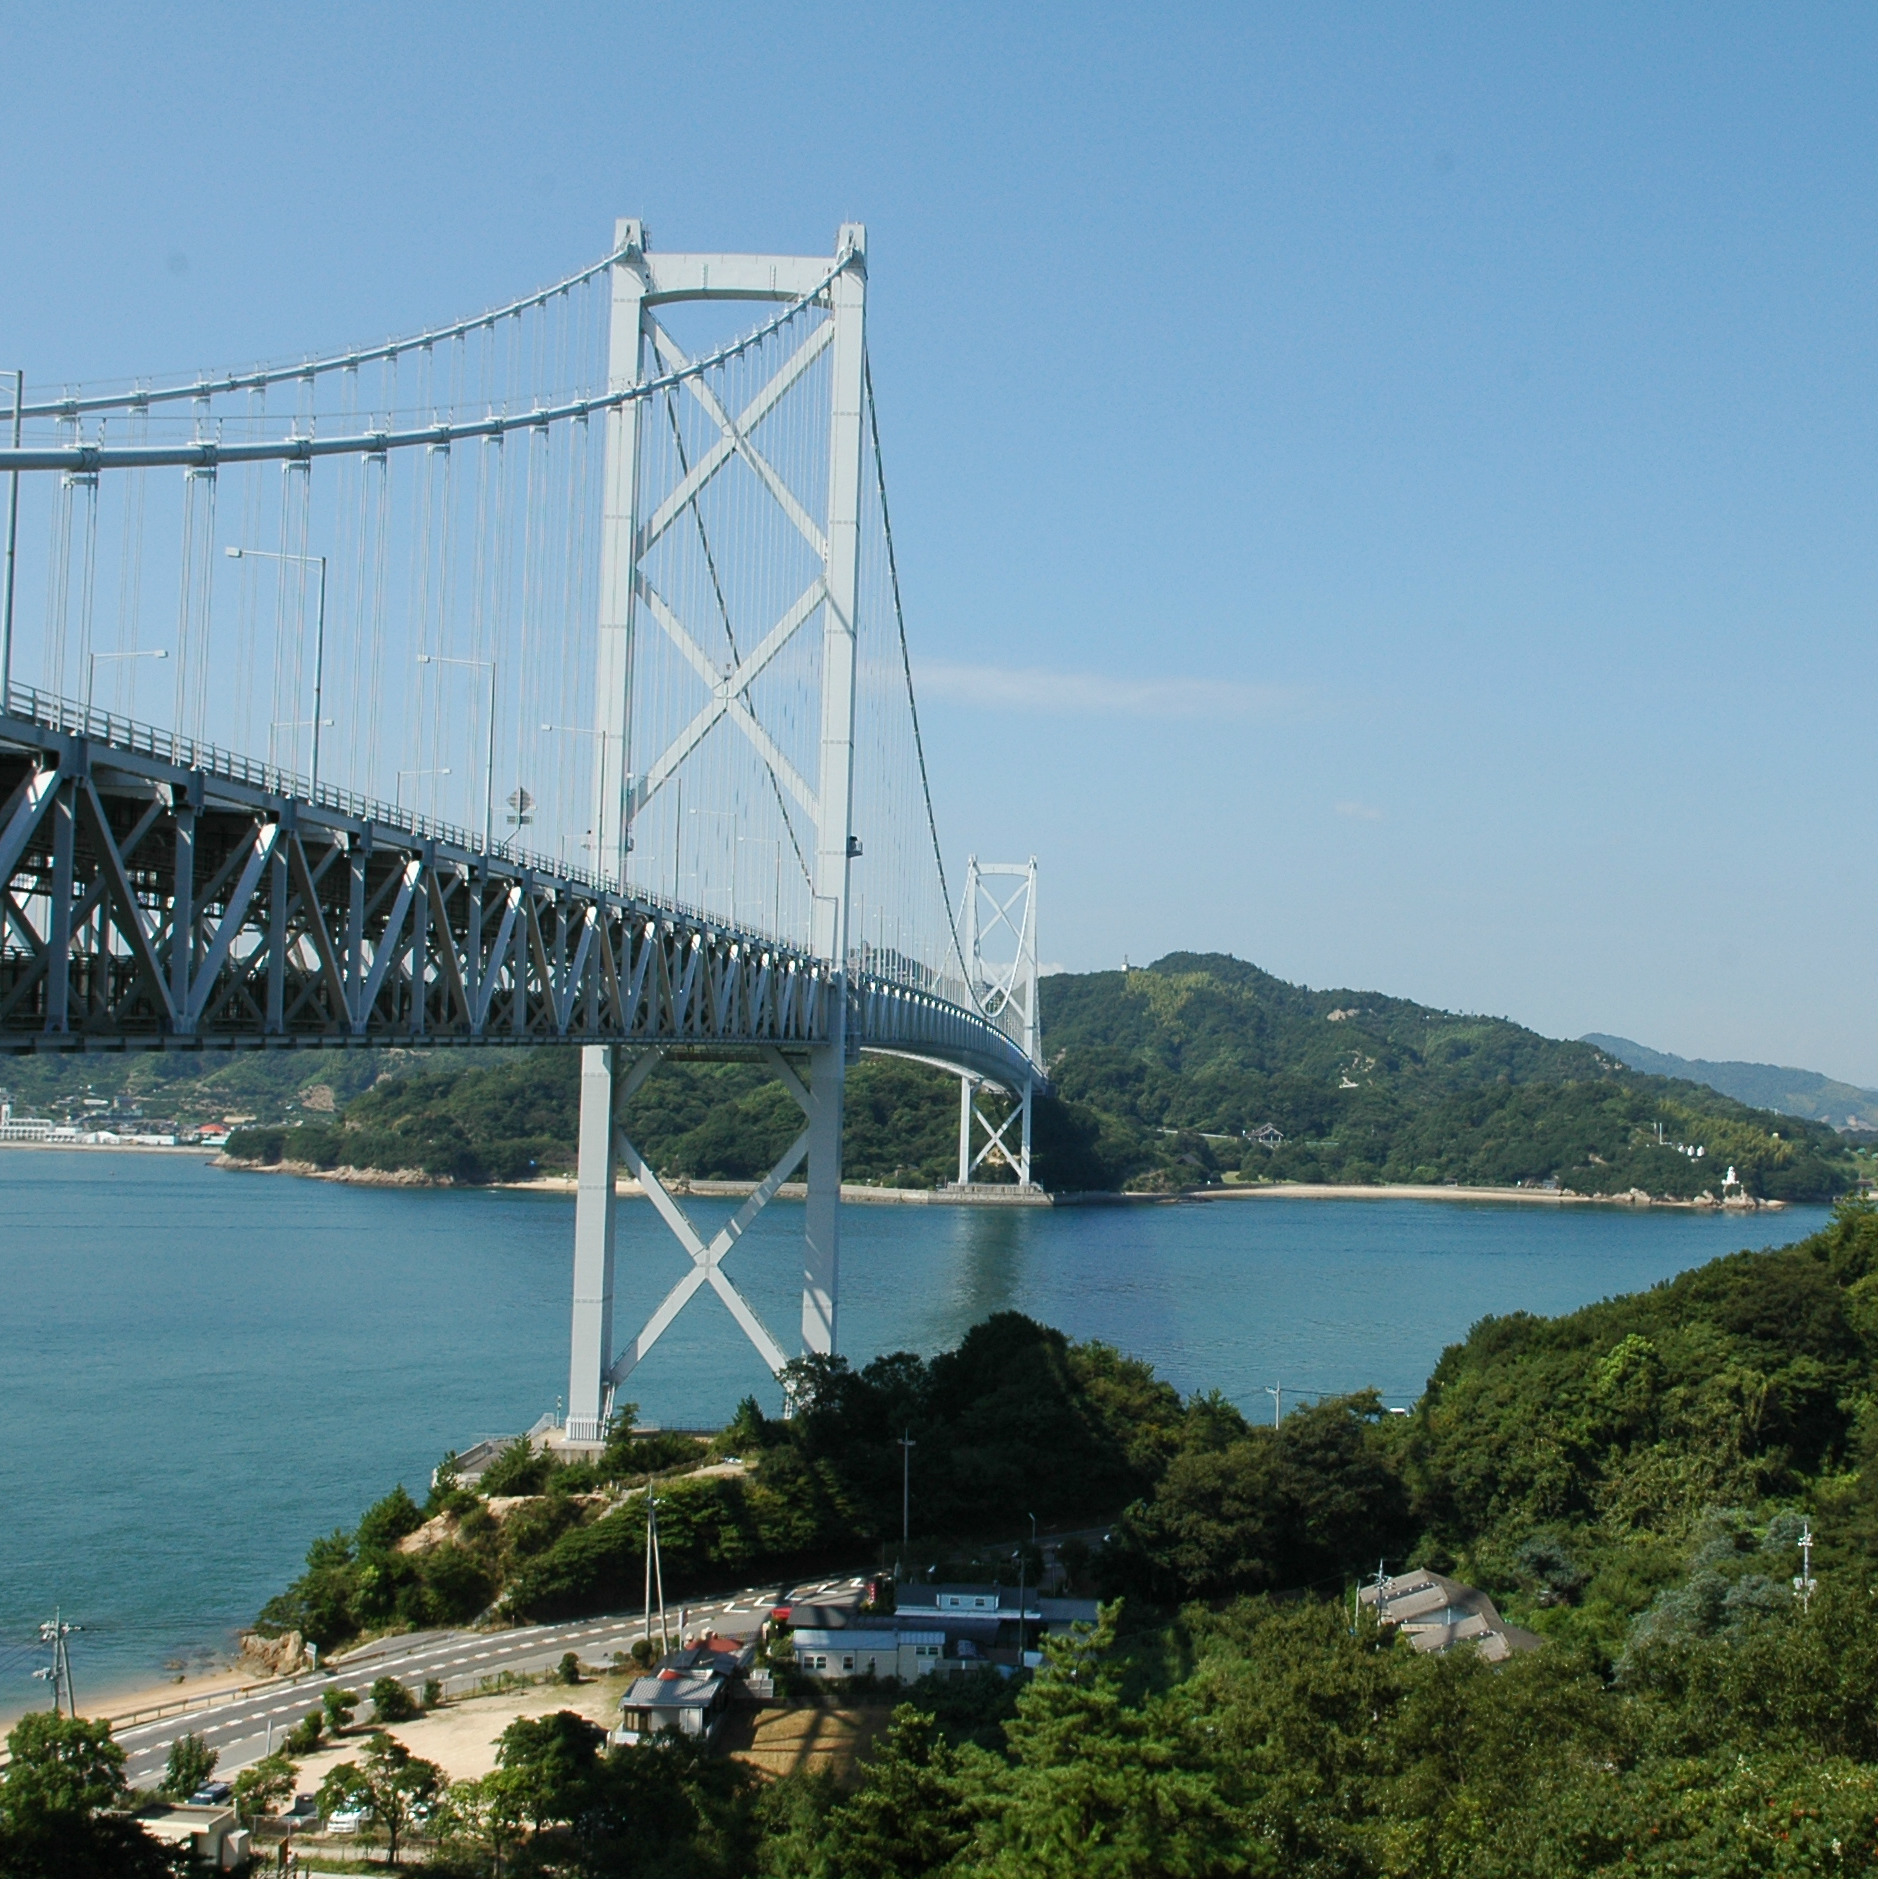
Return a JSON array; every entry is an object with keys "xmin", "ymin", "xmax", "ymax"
[{"xmin": 1, "ymin": 369, "xmax": 21, "ymax": 699}]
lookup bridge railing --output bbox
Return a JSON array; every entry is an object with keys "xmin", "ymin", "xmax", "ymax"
[
  {"xmin": 4, "ymin": 679, "xmax": 616, "ymax": 894},
  {"xmin": 4, "ymin": 682, "xmax": 1040, "ymax": 1073}
]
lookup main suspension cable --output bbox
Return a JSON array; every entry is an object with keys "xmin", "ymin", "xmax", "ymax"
[
  {"xmin": 6, "ymin": 262, "xmax": 852, "ymax": 473},
  {"xmin": 863, "ymin": 355, "xmax": 973, "ymax": 996}
]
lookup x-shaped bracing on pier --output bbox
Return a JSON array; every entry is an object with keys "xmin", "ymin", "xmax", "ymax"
[{"xmin": 600, "ymin": 1045, "xmax": 817, "ymax": 1404}]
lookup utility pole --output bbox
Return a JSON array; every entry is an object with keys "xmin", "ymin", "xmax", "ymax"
[
  {"xmin": 1015, "ymin": 1542, "xmax": 1026, "ymax": 1670},
  {"xmin": 1266, "ymin": 1383, "xmax": 1282, "ymax": 1427},
  {"xmin": 652, "ymin": 1495, "xmax": 669, "ymax": 1651},
  {"xmin": 898, "ymin": 1430, "xmax": 915, "ymax": 1573},
  {"xmin": 35, "ymin": 1608, "xmax": 79, "ymax": 1715},
  {"xmin": 1794, "ymin": 1521, "xmax": 1817, "ymax": 1609},
  {"xmin": 644, "ymin": 1492, "xmax": 672, "ymax": 1657}
]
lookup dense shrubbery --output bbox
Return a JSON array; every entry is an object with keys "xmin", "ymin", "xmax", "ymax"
[
  {"xmin": 0, "ymin": 1712, "xmax": 175, "ymax": 1878},
  {"xmin": 237, "ymin": 1204, "xmax": 1878, "ymax": 1873},
  {"xmin": 256, "ymin": 1313, "xmax": 1176, "ymax": 1647}
]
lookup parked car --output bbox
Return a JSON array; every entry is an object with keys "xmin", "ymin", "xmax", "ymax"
[{"xmin": 326, "ymin": 1807, "xmax": 368, "ymax": 1835}]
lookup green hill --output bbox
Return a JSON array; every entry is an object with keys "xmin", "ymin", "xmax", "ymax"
[
  {"xmin": 1041, "ymin": 954, "xmax": 1855, "ymax": 1199},
  {"xmin": 192, "ymin": 953, "xmax": 1856, "ymax": 1202}
]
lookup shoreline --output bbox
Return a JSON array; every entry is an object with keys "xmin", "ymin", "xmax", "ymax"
[
  {"xmin": 1198, "ymin": 1181, "xmax": 1787, "ymax": 1212},
  {"xmin": 0, "ymin": 1141, "xmax": 1799, "ymax": 1212},
  {"xmin": 0, "ymin": 1658, "xmax": 258, "ymax": 1735},
  {"xmin": 206, "ymin": 1155, "xmax": 1790, "ymax": 1212}
]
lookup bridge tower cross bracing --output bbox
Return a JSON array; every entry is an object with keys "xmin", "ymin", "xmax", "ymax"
[
  {"xmin": 953, "ymin": 857, "xmax": 1042, "ymax": 1191},
  {"xmin": 565, "ymin": 223, "xmax": 869, "ymax": 1442}
]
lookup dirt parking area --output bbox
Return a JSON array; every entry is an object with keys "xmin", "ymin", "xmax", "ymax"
[
  {"xmin": 282, "ymin": 1675, "xmax": 628, "ymax": 1788},
  {"xmin": 254, "ymin": 1681, "xmax": 891, "ymax": 1799}
]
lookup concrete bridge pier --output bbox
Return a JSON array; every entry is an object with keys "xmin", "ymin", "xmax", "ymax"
[{"xmin": 563, "ymin": 1032, "xmax": 846, "ymax": 1443}]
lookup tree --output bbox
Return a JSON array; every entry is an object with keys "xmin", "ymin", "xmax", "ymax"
[
  {"xmin": 284, "ymin": 1710, "xmax": 324, "ymax": 1754},
  {"xmin": 0, "ymin": 1713, "xmax": 175, "ymax": 1879},
  {"xmin": 444, "ymin": 1771, "xmax": 531, "ymax": 1877},
  {"xmin": 370, "ymin": 1675, "xmax": 419, "ymax": 1722},
  {"xmin": 160, "ymin": 1731, "xmax": 216, "ymax": 1800},
  {"xmin": 494, "ymin": 1709, "xmax": 606, "ymax": 1834},
  {"xmin": 318, "ymin": 1731, "xmax": 443, "ymax": 1866},
  {"xmin": 232, "ymin": 1752, "xmax": 296, "ymax": 1823},
  {"xmin": 0, "ymin": 1713, "xmax": 129, "ymax": 1821},
  {"xmin": 813, "ymin": 1706, "xmax": 973, "ymax": 1877},
  {"xmin": 322, "ymin": 1685, "xmax": 359, "ymax": 1734}
]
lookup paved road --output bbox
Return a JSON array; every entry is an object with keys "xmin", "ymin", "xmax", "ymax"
[{"xmin": 112, "ymin": 1573, "xmax": 869, "ymax": 1788}]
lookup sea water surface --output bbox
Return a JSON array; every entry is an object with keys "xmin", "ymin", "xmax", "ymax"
[{"xmin": 0, "ymin": 1147, "xmax": 1830, "ymax": 1713}]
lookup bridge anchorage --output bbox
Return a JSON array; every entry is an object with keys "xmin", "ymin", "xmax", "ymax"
[{"xmin": 0, "ymin": 220, "xmax": 1046, "ymax": 1430}]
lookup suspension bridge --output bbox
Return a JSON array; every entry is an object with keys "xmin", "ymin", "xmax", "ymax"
[{"xmin": 0, "ymin": 220, "xmax": 1044, "ymax": 1437}]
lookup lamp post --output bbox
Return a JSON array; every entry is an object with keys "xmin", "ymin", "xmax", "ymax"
[
  {"xmin": 417, "ymin": 653, "xmax": 497, "ymax": 854},
  {"xmin": 540, "ymin": 723, "xmax": 618, "ymax": 869},
  {"xmin": 85, "ymin": 646, "xmax": 166, "ymax": 721},
  {"xmin": 225, "ymin": 546, "xmax": 328, "ymax": 788},
  {"xmin": 1014, "ymin": 1541, "xmax": 1026, "ymax": 1669}
]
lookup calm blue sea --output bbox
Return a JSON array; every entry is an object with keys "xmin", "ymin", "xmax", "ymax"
[{"xmin": 0, "ymin": 1147, "xmax": 1830, "ymax": 1714}]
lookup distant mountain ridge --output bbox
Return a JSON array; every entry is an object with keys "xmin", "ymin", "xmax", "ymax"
[{"xmin": 1582, "ymin": 1034, "xmax": 1878, "ymax": 1132}]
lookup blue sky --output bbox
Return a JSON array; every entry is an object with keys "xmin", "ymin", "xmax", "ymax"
[{"xmin": 4, "ymin": 4, "xmax": 1875, "ymax": 1079}]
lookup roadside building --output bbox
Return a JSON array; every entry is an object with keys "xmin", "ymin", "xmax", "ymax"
[
  {"xmin": 783, "ymin": 1584, "xmax": 1100, "ymax": 1681},
  {"xmin": 614, "ymin": 1634, "xmax": 757, "ymax": 1746},
  {"xmin": 792, "ymin": 1626, "xmax": 947, "ymax": 1681},
  {"xmin": 615, "ymin": 1667, "xmax": 735, "ymax": 1746},
  {"xmin": 1358, "ymin": 1569, "xmax": 1541, "ymax": 1662},
  {"xmin": 136, "ymin": 1804, "xmax": 249, "ymax": 1869}
]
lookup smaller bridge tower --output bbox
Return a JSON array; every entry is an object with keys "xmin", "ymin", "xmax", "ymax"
[{"xmin": 954, "ymin": 857, "xmax": 1041, "ymax": 1191}]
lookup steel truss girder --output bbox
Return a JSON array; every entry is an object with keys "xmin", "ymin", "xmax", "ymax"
[{"xmin": 0, "ymin": 710, "xmax": 1035, "ymax": 1087}]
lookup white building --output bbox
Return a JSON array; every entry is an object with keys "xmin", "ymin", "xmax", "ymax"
[{"xmin": 792, "ymin": 1626, "xmax": 947, "ymax": 1682}]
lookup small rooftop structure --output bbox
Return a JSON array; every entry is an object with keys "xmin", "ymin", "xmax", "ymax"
[
  {"xmin": 1358, "ymin": 1569, "xmax": 1541, "ymax": 1663},
  {"xmin": 138, "ymin": 1804, "xmax": 249, "ymax": 1869},
  {"xmin": 661, "ymin": 1634, "xmax": 754, "ymax": 1678},
  {"xmin": 615, "ymin": 1667, "xmax": 735, "ymax": 1747}
]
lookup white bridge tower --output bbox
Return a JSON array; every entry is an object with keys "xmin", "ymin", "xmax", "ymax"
[
  {"xmin": 954, "ymin": 857, "xmax": 1041, "ymax": 1191},
  {"xmin": 565, "ymin": 221, "xmax": 868, "ymax": 1442}
]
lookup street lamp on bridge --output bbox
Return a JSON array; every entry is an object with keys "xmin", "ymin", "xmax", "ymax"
[
  {"xmin": 84, "ymin": 646, "xmax": 166, "ymax": 722},
  {"xmin": 416, "ymin": 652, "xmax": 497, "ymax": 854},
  {"xmin": 395, "ymin": 766, "xmax": 452, "ymax": 811},
  {"xmin": 225, "ymin": 545, "xmax": 327, "ymax": 789}
]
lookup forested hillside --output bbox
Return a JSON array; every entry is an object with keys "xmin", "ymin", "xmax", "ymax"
[
  {"xmin": 1041, "ymin": 954, "xmax": 1856, "ymax": 1198},
  {"xmin": 201, "ymin": 952, "xmax": 1856, "ymax": 1199},
  {"xmin": 230, "ymin": 1204, "xmax": 1878, "ymax": 1875}
]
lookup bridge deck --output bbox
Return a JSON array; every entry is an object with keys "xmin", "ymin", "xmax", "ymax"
[{"xmin": 0, "ymin": 694, "xmax": 1034, "ymax": 1090}]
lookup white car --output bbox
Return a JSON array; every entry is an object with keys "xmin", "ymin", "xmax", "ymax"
[{"xmin": 325, "ymin": 1807, "xmax": 368, "ymax": 1835}]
